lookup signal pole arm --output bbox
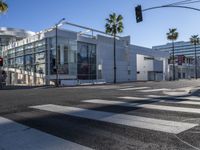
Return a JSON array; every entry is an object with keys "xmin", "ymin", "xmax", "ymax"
[{"xmin": 135, "ymin": 4, "xmax": 200, "ymax": 23}]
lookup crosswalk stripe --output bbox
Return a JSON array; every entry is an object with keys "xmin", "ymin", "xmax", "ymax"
[
  {"xmin": 30, "ymin": 104, "xmax": 198, "ymax": 134},
  {"xmin": 119, "ymin": 87, "xmax": 149, "ymax": 91},
  {"xmin": 147, "ymin": 95, "xmax": 168, "ymax": 98},
  {"xmin": 118, "ymin": 96, "xmax": 150, "ymax": 100},
  {"xmin": 139, "ymin": 88, "xmax": 170, "ymax": 92},
  {"xmin": 0, "ymin": 117, "xmax": 92, "ymax": 150},
  {"xmin": 82, "ymin": 99, "xmax": 200, "ymax": 114},
  {"xmin": 119, "ymin": 96, "xmax": 200, "ymax": 106}
]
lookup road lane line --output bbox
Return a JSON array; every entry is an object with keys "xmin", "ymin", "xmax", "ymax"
[
  {"xmin": 147, "ymin": 95, "xmax": 168, "ymax": 98},
  {"xmin": 118, "ymin": 96, "xmax": 150, "ymax": 100},
  {"xmin": 0, "ymin": 117, "xmax": 92, "ymax": 150},
  {"xmin": 30, "ymin": 104, "xmax": 198, "ymax": 134},
  {"xmin": 142, "ymin": 89, "xmax": 170, "ymax": 92},
  {"xmin": 139, "ymin": 88, "xmax": 170, "ymax": 92},
  {"xmin": 118, "ymin": 87, "xmax": 149, "ymax": 91}
]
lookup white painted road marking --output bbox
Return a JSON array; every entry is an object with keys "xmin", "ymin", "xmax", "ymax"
[
  {"xmin": 119, "ymin": 87, "xmax": 149, "ymax": 91},
  {"xmin": 119, "ymin": 96, "xmax": 200, "ymax": 106},
  {"xmin": 0, "ymin": 117, "xmax": 92, "ymax": 150},
  {"xmin": 147, "ymin": 95, "xmax": 168, "ymax": 98},
  {"xmin": 139, "ymin": 88, "xmax": 170, "ymax": 92},
  {"xmin": 30, "ymin": 104, "xmax": 198, "ymax": 134},
  {"xmin": 118, "ymin": 96, "xmax": 150, "ymax": 100},
  {"xmin": 82, "ymin": 99, "xmax": 200, "ymax": 114}
]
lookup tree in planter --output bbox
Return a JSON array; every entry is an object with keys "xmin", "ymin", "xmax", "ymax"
[
  {"xmin": 190, "ymin": 35, "xmax": 200, "ymax": 79},
  {"xmin": 105, "ymin": 13, "xmax": 124, "ymax": 83},
  {"xmin": 166, "ymin": 28, "xmax": 179, "ymax": 80},
  {"xmin": 0, "ymin": 0, "xmax": 8, "ymax": 13}
]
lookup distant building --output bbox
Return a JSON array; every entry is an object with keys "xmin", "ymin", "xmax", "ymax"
[
  {"xmin": 152, "ymin": 41, "xmax": 199, "ymax": 57},
  {"xmin": 2, "ymin": 26, "xmax": 169, "ymax": 85},
  {"xmin": 0, "ymin": 27, "xmax": 34, "ymax": 56},
  {"xmin": 153, "ymin": 41, "xmax": 200, "ymax": 80}
]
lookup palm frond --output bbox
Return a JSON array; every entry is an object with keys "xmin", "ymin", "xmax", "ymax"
[
  {"xmin": 190, "ymin": 35, "xmax": 200, "ymax": 45},
  {"xmin": 105, "ymin": 13, "xmax": 124, "ymax": 36},
  {"xmin": 167, "ymin": 28, "xmax": 178, "ymax": 41},
  {"xmin": 0, "ymin": 0, "xmax": 8, "ymax": 13},
  {"xmin": 117, "ymin": 15, "xmax": 123, "ymax": 22}
]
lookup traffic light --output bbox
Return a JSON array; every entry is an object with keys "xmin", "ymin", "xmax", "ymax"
[
  {"xmin": 0, "ymin": 57, "xmax": 3, "ymax": 67},
  {"xmin": 135, "ymin": 5, "xmax": 143, "ymax": 23}
]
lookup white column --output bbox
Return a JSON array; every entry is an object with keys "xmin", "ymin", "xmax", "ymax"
[{"xmin": 163, "ymin": 58, "xmax": 168, "ymax": 81}]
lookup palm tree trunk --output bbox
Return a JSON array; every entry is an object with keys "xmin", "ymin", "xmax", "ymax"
[
  {"xmin": 195, "ymin": 44, "xmax": 197, "ymax": 79},
  {"xmin": 114, "ymin": 35, "xmax": 116, "ymax": 83},
  {"xmin": 172, "ymin": 40, "xmax": 175, "ymax": 81}
]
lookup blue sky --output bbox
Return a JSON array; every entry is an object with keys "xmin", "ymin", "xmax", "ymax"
[{"xmin": 0, "ymin": 0, "xmax": 200, "ymax": 48}]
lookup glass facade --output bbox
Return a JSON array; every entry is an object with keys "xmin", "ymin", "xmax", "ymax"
[
  {"xmin": 77, "ymin": 42, "xmax": 97, "ymax": 80},
  {"xmin": 3, "ymin": 31, "xmax": 97, "ymax": 82},
  {"xmin": 49, "ymin": 37, "xmax": 77, "ymax": 76},
  {"xmin": 3, "ymin": 39, "xmax": 46, "ymax": 75}
]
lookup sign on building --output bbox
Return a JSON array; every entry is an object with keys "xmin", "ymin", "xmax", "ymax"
[{"xmin": 177, "ymin": 55, "xmax": 185, "ymax": 65}]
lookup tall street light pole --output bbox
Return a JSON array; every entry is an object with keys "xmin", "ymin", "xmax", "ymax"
[
  {"xmin": 55, "ymin": 18, "xmax": 65, "ymax": 87},
  {"xmin": 194, "ymin": 43, "xmax": 198, "ymax": 79}
]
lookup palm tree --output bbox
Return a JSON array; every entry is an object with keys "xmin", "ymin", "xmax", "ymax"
[
  {"xmin": 190, "ymin": 35, "xmax": 200, "ymax": 79},
  {"xmin": 167, "ymin": 28, "xmax": 179, "ymax": 81},
  {"xmin": 0, "ymin": 0, "xmax": 8, "ymax": 13},
  {"xmin": 105, "ymin": 13, "xmax": 124, "ymax": 83}
]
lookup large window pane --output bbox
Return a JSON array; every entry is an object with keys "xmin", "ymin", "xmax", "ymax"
[
  {"xmin": 15, "ymin": 56, "xmax": 24, "ymax": 69},
  {"xmin": 50, "ymin": 38, "xmax": 77, "ymax": 76},
  {"xmin": 35, "ymin": 52, "xmax": 45, "ymax": 64},
  {"xmin": 77, "ymin": 42, "xmax": 96, "ymax": 80},
  {"xmin": 25, "ymin": 55, "xmax": 33, "ymax": 65}
]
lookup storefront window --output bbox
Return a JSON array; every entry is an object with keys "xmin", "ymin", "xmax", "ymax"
[{"xmin": 50, "ymin": 38, "xmax": 77, "ymax": 76}]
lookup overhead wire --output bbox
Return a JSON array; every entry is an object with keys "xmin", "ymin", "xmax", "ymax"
[
  {"xmin": 176, "ymin": 0, "xmax": 200, "ymax": 5},
  {"xmin": 167, "ymin": 0, "xmax": 200, "ymax": 6},
  {"xmin": 166, "ymin": 0, "xmax": 193, "ymax": 6}
]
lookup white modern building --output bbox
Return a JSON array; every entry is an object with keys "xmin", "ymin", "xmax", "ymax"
[
  {"xmin": 133, "ymin": 45, "xmax": 169, "ymax": 81},
  {"xmin": 2, "ymin": 25, "xmax": 169, "ymax": 85}
]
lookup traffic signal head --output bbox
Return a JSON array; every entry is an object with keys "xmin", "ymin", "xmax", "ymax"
[
  {"xmin": 0, "ymin": 57, "xmax": 3, "ymax": 66},
  {"xmin": 135, "ymin": 5, "xmax": 143, "ymax": 23}
]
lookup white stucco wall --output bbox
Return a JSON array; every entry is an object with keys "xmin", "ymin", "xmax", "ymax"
[{"xmin": 96, "ymin": 35, "xmax": 136, "ymax": 83}]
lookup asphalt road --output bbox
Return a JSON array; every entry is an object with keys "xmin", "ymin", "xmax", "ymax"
[{"xmin": 0, "ymin": 80, "xmax": 200, "ymax": 150}]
